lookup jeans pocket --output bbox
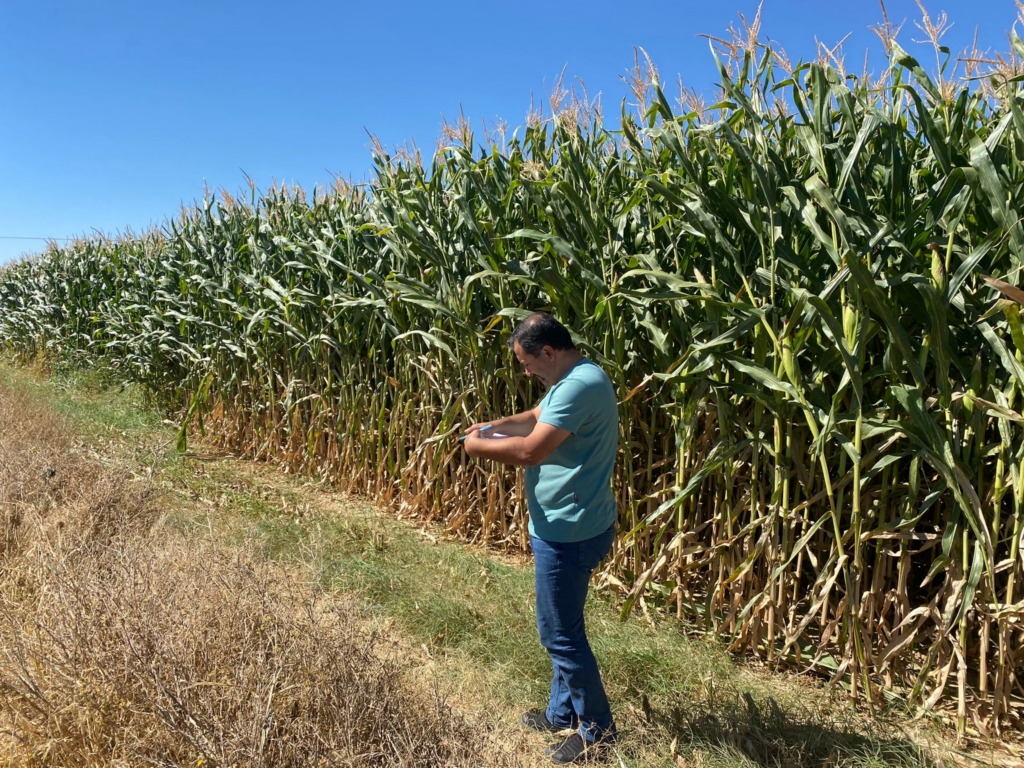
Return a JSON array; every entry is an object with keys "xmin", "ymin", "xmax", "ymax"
[{"xmin": 579, "ymin": 526, "xmax": 614, "ymax": 571}]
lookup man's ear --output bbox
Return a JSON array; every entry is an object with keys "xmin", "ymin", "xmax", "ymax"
[{"xmin": 541, "ymin": 345, "xmax": 557, "ymax": 360}]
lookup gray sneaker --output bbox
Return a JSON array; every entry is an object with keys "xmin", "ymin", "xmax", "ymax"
[
  {"xmin": 521, "ymin": 710, "xmax": 571, "ymax": 734},
  {"xmin": 545, "ymin": 733, "xmax": 612, "ymax": 764}
]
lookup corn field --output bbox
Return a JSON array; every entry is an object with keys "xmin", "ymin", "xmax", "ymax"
[{"xmin": 2, "ymin": 26, "xmax": 1024, "ymax": 735}]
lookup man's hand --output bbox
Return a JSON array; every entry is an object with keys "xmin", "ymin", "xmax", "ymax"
[
  {"xmin": 463, "ymin": 433, "xmax": 485, "ymax": 458},
  {"xmin": 463, "ymin": 421, "xmax": 492, "ymax": 438}
]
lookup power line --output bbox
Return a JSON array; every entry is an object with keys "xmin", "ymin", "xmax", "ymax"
[{"xmin": 0, "ymin": 236, "xmax": 74, "ymax": 241}]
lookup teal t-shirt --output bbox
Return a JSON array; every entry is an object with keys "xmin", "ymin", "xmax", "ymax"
[{"xmin": 525, "ymin": 358, "xmax": 619, "ymax": 543}]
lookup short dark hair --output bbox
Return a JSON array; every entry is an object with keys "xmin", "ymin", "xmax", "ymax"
[{"xmin": 508, "ymin": 313, "xmax": 576, "ymax": 355}]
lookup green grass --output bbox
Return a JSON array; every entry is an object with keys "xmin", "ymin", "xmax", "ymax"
[
  {"xmin": 0, "ymin": 359, "xmax": 164, "ymax": 440},
  {"xmin": 0, "ymin": 360, "xmax": 968, "ymax": 768},
  {"xmin": 272, "ymin": 511, "xmax": 938, "ymax": 768},
  {"xmin": 312, "ymin": 516, "xmax": 730, "ymax": 705}
]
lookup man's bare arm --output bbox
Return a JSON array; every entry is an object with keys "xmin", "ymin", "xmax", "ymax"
[
  {"xmin": 464, "ymin": 420, "xmax": 569, "ymax": 466},
  {"xmin": 464, "ymin": 405, "xmax": 542, "ymax": 438}
]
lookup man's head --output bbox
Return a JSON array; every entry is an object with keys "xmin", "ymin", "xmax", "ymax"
[{"xmin": 508, "ymin": 313, "xmax": 580, "ymax": 387}]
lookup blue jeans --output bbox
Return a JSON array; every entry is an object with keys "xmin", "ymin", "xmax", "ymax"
[{"xmin": 531, "ymin": 525, "xmax": 616, "ymax": 743}]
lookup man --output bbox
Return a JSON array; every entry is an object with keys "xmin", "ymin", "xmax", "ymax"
[{"xmin": 462, "ymin": 312, "xmax": 618, "ymax": 764}]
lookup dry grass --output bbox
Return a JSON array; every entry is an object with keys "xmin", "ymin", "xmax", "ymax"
[{"xmin": 0, "ymin": 387, "xmax": 517, "ymax": 768}]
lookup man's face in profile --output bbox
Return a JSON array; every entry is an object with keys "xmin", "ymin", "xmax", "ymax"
[{"xmin": 513, "ymin": 341, "xmax": 558, "ymax": 387}]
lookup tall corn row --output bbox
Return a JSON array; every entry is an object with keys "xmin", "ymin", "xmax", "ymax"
[{"xmin": 2, "ymin": 38, "xmax": 1024, "ymax": 731}]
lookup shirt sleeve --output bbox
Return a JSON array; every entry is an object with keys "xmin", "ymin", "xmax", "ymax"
[{"xmin": 538, "ymin": 377, "xmax": 591, "ymax": 434}]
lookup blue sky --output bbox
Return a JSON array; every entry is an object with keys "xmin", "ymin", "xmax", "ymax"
[{"xmin": 1, "ymin": 1, "xmax": 1020, "ymax": 265}]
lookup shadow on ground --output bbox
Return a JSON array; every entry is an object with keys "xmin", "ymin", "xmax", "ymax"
[{"xmin": 626, "ymin": 690, "xmax": 935, "ymax": 768}]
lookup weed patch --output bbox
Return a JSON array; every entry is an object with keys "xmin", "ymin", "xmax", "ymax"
[{"xmin": 0, "ymin": 383, "xmax": 518, "ymax": 767}]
